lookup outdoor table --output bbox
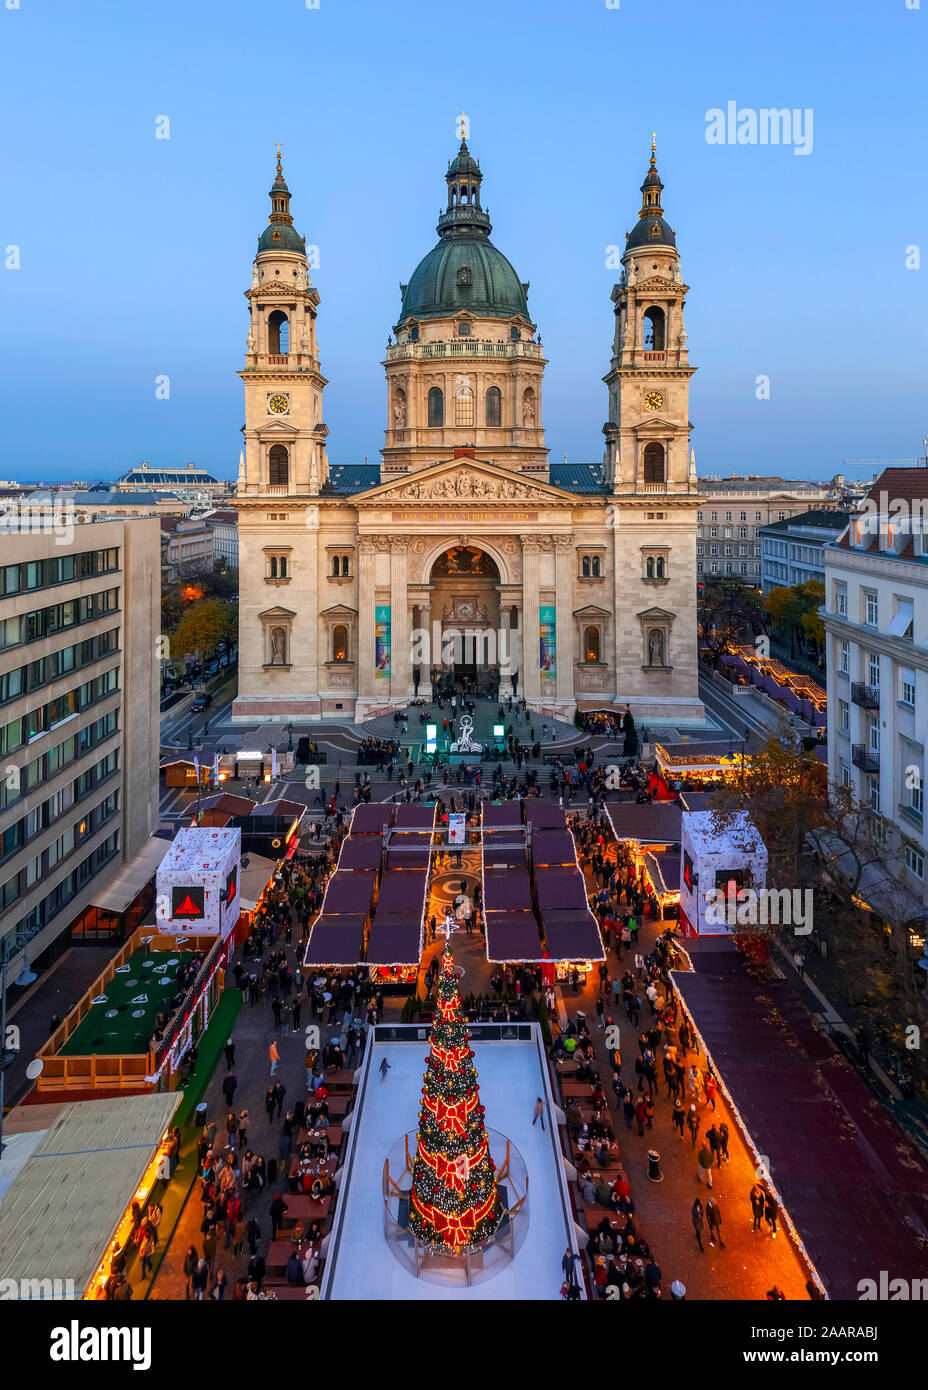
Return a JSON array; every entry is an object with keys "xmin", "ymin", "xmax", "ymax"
[
  {"xmin": 297, "ymin": 1124, "xmax": 343, "ymax": 1150},
  {"xmin": 560, "ymin": 1081, "xmax": 594, "ymax": 1098},
  {"xmin": 285, "ymin": 1194, "xmax": 332, "ymax": 1221},
  {"xmin": 267, "ymin": 1238, "xmax": 321, "ymax": 1271},
  {"xmin": 325, "ymin": 1069, "xmax": 356, "ymax": 1091}
]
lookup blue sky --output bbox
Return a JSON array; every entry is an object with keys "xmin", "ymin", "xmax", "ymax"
[{"xmin": 1, "ymin": 0, "xmax": 925, "ymax": 483}]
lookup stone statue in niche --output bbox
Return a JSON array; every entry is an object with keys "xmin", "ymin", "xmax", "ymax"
[
  {"xmin": 270, "ymin": 627, "xmax": 287, "ymax": 665},
  {"xmin": 647, "ymin": 628, "xmax": 665, "ymax": 667}
]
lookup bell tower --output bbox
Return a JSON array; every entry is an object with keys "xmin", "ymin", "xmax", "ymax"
[
  {"xmin": 602, "ymin": 138, "xmax": 696, "ymax": 496},
  {"xmin": 239, "ymin": 150, "xmax": 329, "ymax": 497}
]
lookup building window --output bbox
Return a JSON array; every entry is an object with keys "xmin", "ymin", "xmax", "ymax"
[
  {"xmin": 868, "ymin": 718, "xmax": 880, "ymax": 754},
  {"xmin": 268, "ymin": 555, "xmax": 287, "ymax": 579},
  {"xmin": 428, "ymin": 387, "xmax": 444, "ymax": 427},
  {"xmin": 740, "ymin": 511, "xmax": 747, "ymax": 521},
  {"xmin": 267, "ymin": 309, "xmax": 289, "ymax": 355},
  {"xmin": 910, "ymin": 770, "xmax": 924, "ymax": 817},
  {"xmin": 840, "ymin": 641, "xmax": 849, "ymax": 674},
  {"xmin": 457, "ymin": 320, "xmax": 471, "ymax": 337},
  {"xmin": 778, "ymin": 511, "xmax": 786, "ymax": 521},
  {"xmin": 711, "ymin": 512, "xmax": 717, "ymax": 521},
  {"xmin": 644, "ymin": 555, "xmax": 667, "ymax": 580},
  {"xmin": 455, "ymin": 383, "xmax": 475, "ymax": 427},
  {"xmin": 901, "ymin": 667, "xmax": 916, "ymax": 706},
  {"xmin": 332, "ymin": 625, "xmax": 348, "ymax": 662},
  {"xmin": 841, "ymin": 760, "xmax": 852, "ymax": 788},
  {"xmin": 835, "ymin": 584, "xmax": 847, "ymax": 616},
  {"xmin": 583, "ymin": 626, "xmax": 601, "ymax": 662},
  {"xmin": 755, "ymin": 511, "xmax": 762, "ymax": 522},
  {"xmin": 865, "ymin": 590, "xmax": 878, "ymax": 626},
  {"xmin": 710, "ymin": 527, "xmax": 718, "ymax": 538},
  {"xmin": 725, "ymin": 511, "xmax": 732, "ymax": 521},
  {"xmin": 579, "ymin": 553, "xmax": 602, "ymax": 579},
  {"xmin": 643, "ymin": 442, "xmax": 664, "ymax": 485},
  {"xmin": 905, "ymin": 842, "xmax": 924, "ymax": 879},
  {"xmin": 485, "ymin": 386, "xmax": 502, "ymax": 427},
  {"xmin": 868, "ymin": 652, "xmax": 880, "ymax": 688},
  {"xmin": 268, "ymin": 444, "xmax": 289, "ymax": 487},
  {"xmin": 839, "ymin": 698, "xmax": 850, "ymax": 734},
  {"xmin": 457, "ymin": 267, "xmax": 472, "ymax": 286}
]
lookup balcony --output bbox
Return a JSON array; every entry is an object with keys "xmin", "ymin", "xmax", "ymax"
[
  {"xmin": 385, "ymin": 340, "xmax": 544, "ymax": 363},
  {"xmin": 851, "ymin": 744, "xmax": 879, "ymax": 773},
  {"xmin": 642, "ymin": 351, "xmax": 665, "ymax": 362},
  {"xmin": 850, "ymin": 682, "xmax": 880, "ymax": 709}
]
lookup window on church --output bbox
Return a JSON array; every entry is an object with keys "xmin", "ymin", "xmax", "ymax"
[
  {"xmin": 584, "ymin": 626, "xmax": 601, "ymax": 662},
  {"xmin": 268, "ymin": 445, "xmax": 289, "ymax": 488},
  {"xmin": 332, "ymin": 555, "xmax": 340, "ymax": 578},
  {"xmin": 268, "ymin": 310, "xmax": 289, "ymax": 355},
  {"xmin": 457, "ymin": 266, "xmax": 472, "ymax": 286},
  {"xmin": 341, "ymin": 555, "xmax": 350, "ymax": 577},
  {"xmin": 457, "ymin": 321, "xmax": 471, "ymax": 337},
  {"xmin": 332, "ymin": 625, "xmax": 348, "ymax": 662},
  {"xmin": 582, "ymin": 556, "xmax": 590, "ymax": 577},
  {"xmin": 455, "ymin": 384, "xmax": 475, "ymax": 427},
  {"xmin": 642, "ymin": 306, "xmax": 665, "ymax": 351},
  {"xmin": 486, "ymin": 387, "xmax": 501, "ymax": 427},
  {"xmin": 428, "ymin": 387, "xmax": 444, "ymax": 427},
  {"xmin": 409, "ymin": 324, "xmax": 419, "ymax": 342},
  {"xmin": 643, "ymin": 442, "xmax": 664, "ymax": 485}
]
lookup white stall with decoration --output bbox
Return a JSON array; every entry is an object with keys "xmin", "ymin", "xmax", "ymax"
[
  {"xmin": 155, "ymin": 827, "xmax": 241, "ymax": 939},
  {"xmin": 679, "ymin": 811, "xmax": 767, "ymax": 938}
]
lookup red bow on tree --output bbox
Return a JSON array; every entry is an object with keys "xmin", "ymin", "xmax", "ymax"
[
  {"xmin": 424, "ymin": 1092, "xmax": 476, "ymax": 1135},
  {"xmin": 433, "ymin": 1206, "xmax": 477, "ymax": 1247},
  {"xmin": 434, "ymin": 1155, "xmax": 467, "ymax": 1195}
]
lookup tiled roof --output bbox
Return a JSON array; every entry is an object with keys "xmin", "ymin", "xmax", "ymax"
[{"xmin": 549, "ymin": 461, "xmax": 605, "ymax": 493}]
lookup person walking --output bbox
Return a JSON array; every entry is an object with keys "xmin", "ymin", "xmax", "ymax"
[
  {"xmin": 238, "ymin": 1108, "xmax": 248, "ymax": 1148},
  {"xmin": 718, "ymin": 1121, "xmax": 730, "ymax": 1163},
  {"xmin": 697, "ymin": 1141, "xmax": 714, "ymax": 1188},
  {"xmin": 138, "ymin": 1227, "xmax": 155, "ymax": 1280},
  {"xmin": 379, "ymin": 1057, "xmax": 391, "ymax": 1080},
  {"xmin": 706, "ymin": 1196, "xmax": 725, "ymax": 1249},
  {"xmin": 706, "ymin": 1123, "xmax": 722, "ymax": 1168},
  {"xmin": 269, "ymin": 1039, "xmax": 279, "ymax": 1076},
  {"xmin": 764, "ymin": 1190, "xmax": 779, "ymax": 1238},
  {"xmin": 269, "ymin": 1192, "xmax": 288, "ymax": 1241},
  {"xmin": 224, "ymin": 1039, "xmax": 236, "ymax": 1070},
  {"xmin": 750, "ymin": 1182, "xmax": 766, "ymax": 1232},
  {"xmin": 191, "ymin": 1258, "xmax": 209, "ymax": 1300},
  {"xmin": 532, "ymin": 1097, "xmax": 545, "ymax": 1130},
  {"xmin": 221, "ymin": 1072, "xmax": 237, "ymax": 1109},
  {"xmin": 686, "ymin": 1104, "xmax": 699, "ymax": 1147},
  {"xmin": 183, "ymin": 1245, "xmax": 198, "ymax": 1299},
  {"xmin": 671, "ymin": 1098, "xmax": 686, "ymax": 1141},
  {"xmin": 704, "ymin": 1070, "xmax": 718, "ymax": 1111},
  {"xmin": 691, "ymin": 1197, "xmax": 705, "ymax": 1252}
]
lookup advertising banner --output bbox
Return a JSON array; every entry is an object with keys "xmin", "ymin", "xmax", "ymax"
[
  {"xmin": 539, "ymin": 604, "xmax": 556, "ymax": 690},
  {"xmin": 375, "ymin": 604, "xmax": 391, "ymax": 680}
]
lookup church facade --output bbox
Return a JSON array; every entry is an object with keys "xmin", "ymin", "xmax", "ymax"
[{"xmin": 232, "ymin": 139, "xmax": 703, "ymax": 724}]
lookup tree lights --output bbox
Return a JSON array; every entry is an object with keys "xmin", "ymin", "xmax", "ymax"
[{"xmin": 408, "ymin": 943, "xmax": 502, "ymax": 1252}]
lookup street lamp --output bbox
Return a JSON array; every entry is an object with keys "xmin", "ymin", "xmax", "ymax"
[{"xmin": 287, "ymin": 721, "xmax": 293, "ymax": 753}]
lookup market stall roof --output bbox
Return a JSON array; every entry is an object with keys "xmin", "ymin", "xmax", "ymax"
[
  {"xmin": 683, "ymin": 809, "xmax": 764, "ymax": 860},
  {"xmin": 349, "ymin": 804, "xmax": 394, "ymax": 835},
  {"xmin": 89, "ymin": 837, "xmax": 170, "ymax": 914},
  {"xmin": 365, "ymin": 915, "xmax": 422, "ymax": 965},
  {"xmin": 482, "ymin": 801, "xmax": 523, "ymax": 828},
  {"xmin": 485, "ymin": 911, "xmax": 543, "ymax": 962},
  {"xmin": 540, "ymin": 911, "xmax": 605, "ymax": 962},
  {"xmin": 375, "ymin": 870, "xmax": 427, "ymax": 915},
  {"xmin": 392, "ymin": 805, "xmax": 436, "ymax": 829},
  {"xmin": 603, "ymin": 800, "xmax": 682, "ymax": 846},
  {"xmin": 239, "ymin": 853, "xmax": 278, "ymax": 911},
  {"xmin": 525, "ymin": 803, "xmax": 567, "ymax": 830},
  {"xmin": 386, "ymin": 846, "xmax": 432, "ymax": 870},
  {"xmin": 482, "ymin": 842, "xmax": 527, "ymax": 867},
  {"xmin": 338, "ymin": 837, "xmax": 383, "ymax": 871},
  {"xmin": 483, "ymin": 867, "xmax": 533, "ymax": 912},
  {"xmin": 535, "ymin": 869, "xmax": 588, "ymax": 912},
  {"xmin": 679, "ymin": 791, "xmax": 715, "ymax": 812},
  {"xmin": 303, "ymin": 915, "xmax": 366, "ymax": 967},
  {"xmin": 672, "ymin": 942, "xmax": 928, "ymax": 1298},
  {"xmin": 644, "ymin": 850, "xmax": 680, "ymax": 896},
  {"xmin": 323, "ymin": 870, "xmax": 377, "ymax": 915},
  {"xmin": 531, "ymin": 830, "xmax": 576, "ymax": 867},
  {"xmin": 250, "ymin": 798, "xmax": 305, "ymax": 821},
  {"xmin": 0, "ymin": 1093, "xmax": 181, "ymax": 1297},
  {"xmin": 195, "ymin": 793, "xmax": 258, "ymax": 817}
]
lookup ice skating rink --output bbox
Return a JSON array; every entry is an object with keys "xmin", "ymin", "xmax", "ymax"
[{"xmin": 324, "ymin": 1035, "xmax": 577, "ymax": 1300}]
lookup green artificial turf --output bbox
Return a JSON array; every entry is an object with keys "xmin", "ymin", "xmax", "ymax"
[{"xmin": 60, "ymin": 946, "xmax": 194, "ymax": 1056}]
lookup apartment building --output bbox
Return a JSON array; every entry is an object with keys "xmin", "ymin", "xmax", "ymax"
[
  {"xmin": 0, "ymin": 518, "xmax": 161, "ymax": 975},
  {"xmin": 696, "ymin": 477, "xmax": 828, "ymax": 585},
  {"xmin": 160, "ymin": 514, "xmax": 215, "ymax": 582},
  {"xmin": 205, "ymin": 509, "xmax": 239, "ymax": 572},
  {"xmin": 823, "ymin": 467, "xmax": 928, "ymax": 920},
  {"xmin": 759, "ymin": 509, "xmax": 853, "ymax": 593}
]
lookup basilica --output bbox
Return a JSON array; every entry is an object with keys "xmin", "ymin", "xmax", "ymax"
[{"xmin": 232, "ymin": 136, "xmax": 703, "ymax": 724}]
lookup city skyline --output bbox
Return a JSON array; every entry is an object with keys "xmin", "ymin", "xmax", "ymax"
[{"xmin": 1, "ymin": 0, "xmax": 925, "ymax": 483}]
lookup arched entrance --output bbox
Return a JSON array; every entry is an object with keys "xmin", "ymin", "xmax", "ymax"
[{"xmin": 428, "ymin": 545, "xmax": 501, "ymax": 695}]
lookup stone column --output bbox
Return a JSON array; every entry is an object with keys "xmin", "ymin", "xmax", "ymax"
[
  {"xmin": 554, "ymin": 534, "xmax": 574, "ymax": 703},
  {"xmin": 358, "ymin": 536, "xmax": 377, "ymax": 698},
  {"xmin": 390, "ymin": 536, "xmax": 409, "ymax": 699},
  {"xmin": 521, "ymin": 536, "xmax": 541, "ymax": 700}
]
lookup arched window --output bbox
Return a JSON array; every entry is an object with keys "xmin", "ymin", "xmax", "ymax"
[
  {"xmin": 409, "ymin": 324, "xmax": 419, "ymax": 342},
  {"xmin": 270, "ymin": 556, "xmax": 278, "ymax": 578},
  {"xmin": 645, "ymin": 556, "xmax": 654, "ymax": 579},
  {"xmin": 455, "ymin": 383, "xmax": 474, "ymax": 427},
  {"xmin": 268, "ymin": 444, "xmax": 289, "ymax": 487},
  {"xmin": 485, "ymin": 386, "xmax": 501, "ymax": 427},
  {"xmin": 584, "ymin": 626, "xmax": 601, "ymax": 662},
  {"xmin": 642, "ymin": 306, "xmax": 665, "ymax": 350},
  {"xmin": 643, "ymin": 442, "xmax": 664, "ymax": 485},
  {"xmin": 428, "ymin": 387, "xmax": 444, "ymax": 427},
  {"xmin": 655, "ymin": 556, "xmax": 665, "ymax": 579},
  {"xmin": 332, "ymin": 555, "xmax": 340, "ymax": 577},
  {"xmin": 341, "ymin": 555, "xmax": 349, "ymax": 576},
  {"xmin": 332, "ymin": 625, "xmax": 348, "ymax": 661},
  {"xmin": 591, "ymin": 555, "xmax": 601, "ymax": 577},
  {"xmin": 582, "ymin": 555, "xmax": 590, "ymax": 577},
  {"xmin": 268, "ymin": 310, "xmax": 289, "ymax": 355}
]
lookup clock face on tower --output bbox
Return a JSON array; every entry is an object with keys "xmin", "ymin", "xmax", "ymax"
[
  {"xmin": 643, "ymin": 390, "xmax": 664, "ymax": 412},
  {"xmin": 267, "ymin": 393, "xmax": 290, "ymax": 415}
]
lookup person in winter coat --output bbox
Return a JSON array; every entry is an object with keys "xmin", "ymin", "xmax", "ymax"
[
  {"xmin": 706, "ymin": 1196, "xmax": 725, "ymax": 1248},
  {"xmin": 183, "ymin": 1246, "xmax": 198, "ymax": 1299},
  {"xmin": 697, "ymin": 1142, "xmax": 714, "ymax": 1188},
  {"xmin": 691, "ymin": 1197, "xmax": 705, "ymax": 1252},
  {"xmin": 191, "ymin": 1258, "xmax": 209, "ymax": 1300},
  {"xmin": 750, "ymin": 1183, "xmax": 766, "ymax": 1231}
]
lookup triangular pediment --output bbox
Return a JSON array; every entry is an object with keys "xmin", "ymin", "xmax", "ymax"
[
  {"xmin": 320, "ymin": 603, "xmax": 358, "ymax": 618},
  {"xmin": 257, "ymin": 419, "xmax": 300, "ymax": 438},
  {"xmin": 636, "ymin": 605, "xmax": 675, "ymax": 622},
  {"xmin": 635, "ymin": 414, "xmax": 677, "ymax": 432},
  {"xmin": 351, "ymin": 456, "xmax": 582, "ymax": 505},
  {"xmin": 257, "ymin": 604, "xmax": 297, "ymax": 620},
  {"xmin": 574, "ymin": 604, "xmax": 612, "ymax": 619}
]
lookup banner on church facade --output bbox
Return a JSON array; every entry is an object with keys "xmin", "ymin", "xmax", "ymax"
[
  {"xmin": 539, "ymin": 605, "xmax": 556, "ymax": 690},
  {"xmin": 375, "ymin": 605, "xmax": 391, "ymax": 680}
]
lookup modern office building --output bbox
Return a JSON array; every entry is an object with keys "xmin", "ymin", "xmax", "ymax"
[
  {"xmin": 0, "ymin": 517, "xmax": 162, "ymax": 976},
  {"xmin": 759, "ymin": 508, "xmax": 853, "ymax": 592},
  {"xmin": 696, "ymin": 478, "xmax": 828, "ymax": 585}
]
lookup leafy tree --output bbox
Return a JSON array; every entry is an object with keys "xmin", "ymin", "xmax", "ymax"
[
  {"xmin": 698, "ymin": 580, "xmax": 765, "ymax": 666},
  {"xmin": 170, "ymin": 599, "xmax": 237, "ymax": 664}
]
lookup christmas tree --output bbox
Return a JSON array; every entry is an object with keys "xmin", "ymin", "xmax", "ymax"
[{"xmin": 409, "ymin": 942, "xmax": 502, "ymax": 1252}]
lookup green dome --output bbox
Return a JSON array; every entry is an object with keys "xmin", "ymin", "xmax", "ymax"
[
  {"xmin": 257, "ymin": 222, "xmax": 305, "ymax": 254},
  {"xmin": 399, "ymin": 237, "xmax": 529, "ymax": 323}
]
